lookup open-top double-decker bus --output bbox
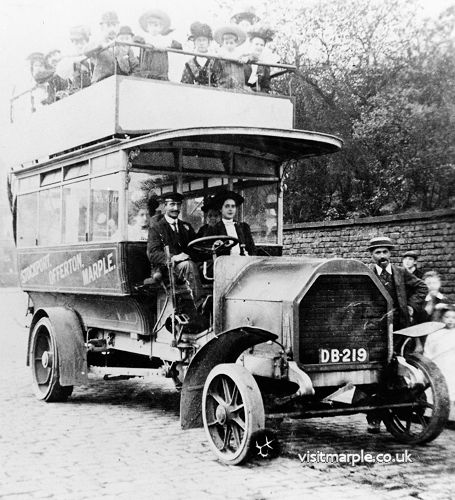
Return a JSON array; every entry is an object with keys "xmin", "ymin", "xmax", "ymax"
[{"xmin": 7, "ymin": 43, "xmax": 449, "ymax": 465}]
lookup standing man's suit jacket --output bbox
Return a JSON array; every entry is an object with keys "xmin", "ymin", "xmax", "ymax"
[
  {"xmin": 369, "ymin": 263, "xmax": 428, "ymax": 329},
  {"xmin": 147, "ymin": 216, "xmax": 197, "ymax": 267},
  {"xmin": 206, "ymin": 220, "xmax": 256, "ymax": 256}
]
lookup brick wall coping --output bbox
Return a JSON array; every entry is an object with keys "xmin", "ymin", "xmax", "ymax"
[{"xmin": 283, "ymin": 208, "xmax": 455, "ymax": 231}]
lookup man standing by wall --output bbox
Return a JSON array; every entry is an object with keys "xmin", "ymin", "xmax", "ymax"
[
  {"xmin": 366, "ymin": 236, "xmax": 428, "ymax": 434},
  {"xmin": 368, "ymin": 236, "xmax": 427, "ymax": 331}
]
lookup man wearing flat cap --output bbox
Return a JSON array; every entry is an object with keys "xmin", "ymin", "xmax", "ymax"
[
  {"xmin": 366, "ymin": 236, "xmax": 427, "ymax": 434},
  {"xmin": 402, "ymin": 250, "xmax": 424, "ymax": 279},
  {"xmin": 147, "ymin": 192, "xmax": 202, "ymax": 301},
  {"xmin": 367, "ymin": 236, "xmax": 427, "ymax": 331}
]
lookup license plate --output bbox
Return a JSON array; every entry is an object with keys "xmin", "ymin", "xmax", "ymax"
[{"xmin": 319, "ymin": 347, "xmax": 369, "ymax": 363}]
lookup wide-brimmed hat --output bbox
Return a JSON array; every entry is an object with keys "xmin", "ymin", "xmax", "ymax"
[
  {"xmin": 367, "ymin": 236, "xmax": 394, "ymax": 251},
  {"xmin": 100, "ymin": 11, "xmax": 119, "ymax": 25},
  {"xmin": 214, "ymin": 25, "xmax": 246, "ymax": 46},
  {"xmin": 201, "ymin": 195, "xmax": 218, "ymax": 213},
  {"xmin": 230, "ymin": 7, "xmax": 260, "ymax": 25},
  {"xmin": 160, "ymin": 192, "xmax": 184, "ymax": 203},
  {"xmin": 213, "ymin": 190, "xmax": 244, "ymax": 208},
  {"xmin": 248, "ymin": 26, "xmax": 275, "ymax": 43},
  {"xmin": 188, "ymin": 21, "xmax": 213, "ymax": 41},
  {"xmin": 69, "ymin": 25, "xmax": 90, "ymax": 41},
  {"xmin": 403, "ymin": 250, "xmax": 418, "ymax": 260},
  {"xmin": 139, "ymin": 9, "xmax": 171, "ymax": 33}
]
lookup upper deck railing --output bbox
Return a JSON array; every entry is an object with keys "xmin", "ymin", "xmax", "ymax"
[
  {"xmin": 6, "ymin": 42, "xmax": 296, "ymax": 168},
  {"xmin": 10, "ymin": 41, "xmax": 296, "ymax": 122}
]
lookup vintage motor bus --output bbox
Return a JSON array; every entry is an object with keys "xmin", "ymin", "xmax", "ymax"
[{"xmin": 7, "ymin": 43, "xmax": 449, "ymax": 465}]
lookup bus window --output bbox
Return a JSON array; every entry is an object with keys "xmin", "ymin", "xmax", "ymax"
[
  {"xmin": 90, "ymin": 174, "xmax": 120, "ymax": 241},
  {"xmin": 243, "ymin": 184, "xmax": 278, "ymax": 244},
  {"xmin": 91, "ymin": 152, "xmax": 119, "ymax": 175},
  {"xmin": 63, "ymin": 180, "xmax": 89, "ymax": 243},
  {"xmin": 39, "ymin": 187, "xmax": 61, "ymax": 246},
  {"xmin": 17, "ymin": 193, "xmax": 38, "ymax": 247}
]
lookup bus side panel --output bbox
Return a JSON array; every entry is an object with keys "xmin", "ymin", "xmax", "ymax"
[
  {"xmin": 17, "ymin": 244, "xmax": 126, "ymax": 295},
  {"xmin": 28, "ymin": 292, "xmax": 157, "ymax": 336}
]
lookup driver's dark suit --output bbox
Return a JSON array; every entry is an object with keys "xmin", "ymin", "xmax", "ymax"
[{"xmin": 147, "ymin": 216, "xmax": 202, "ymax": 301}]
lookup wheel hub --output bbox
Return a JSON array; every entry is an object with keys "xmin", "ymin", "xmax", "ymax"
[
  {"xmin": 215, "ymin": 405, "xmax": 228, "ymax": 425},
  {"xmin": 41, "ymin": 351, "xmax": 52, "ymax": 368}
]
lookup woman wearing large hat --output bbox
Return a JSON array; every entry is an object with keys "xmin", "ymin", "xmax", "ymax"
[
  {"xmin": 244, "ymin": 26, "xmax": 275, "ymax": 93},
  {"xmin": 181, "ymin": 22, "xmax": 217, "ymax": 86},
  {"xmin": 205, "ymin": 190, "xmax": 256, "ymax": 256},
  {"xmin": 136, "ymin": 8, "xmax": 182, "ymax": 81},
  {"xmin": 212, "ymin": 25, "xmax": 248, "ymax": 90}
]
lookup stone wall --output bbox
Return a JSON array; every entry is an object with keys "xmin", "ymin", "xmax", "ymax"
[{"xmin": 283, "ymin": 208, "xmax": 455, "ymax": 301}]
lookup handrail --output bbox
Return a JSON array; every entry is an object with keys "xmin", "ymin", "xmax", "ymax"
[{"xmin": 9, "ymin": 40, "xmax": 296, "ymax": 121}]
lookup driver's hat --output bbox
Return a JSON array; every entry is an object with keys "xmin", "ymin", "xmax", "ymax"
[{"xmin": 161, "ymin": 192, "xmax": 184, "ymax": 203}]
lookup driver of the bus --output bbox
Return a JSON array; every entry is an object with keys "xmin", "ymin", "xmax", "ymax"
[
  {"xmin": 206, "ymin": 190, "xmax": 255, "ymax": 256},
  {"xmin": 147, "ymin": 192, "xmax": 202, "ymax": 301}
]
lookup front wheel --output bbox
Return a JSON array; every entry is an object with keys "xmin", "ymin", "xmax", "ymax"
[
  {"xmin": 383, "ymin": 354, "xmax": 449, "ymax": 444},
  {"xmin": 30, "ymin": 317, "xmax": 73, "ymax": 402},
  {"xmin": 202, "ymin": 363, "xmax": 265, "ymax": 465}
]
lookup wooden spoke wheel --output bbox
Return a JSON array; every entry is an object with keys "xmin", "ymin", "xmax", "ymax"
[
  {"xmin": 383, "ymin": 354, "xmax": 449, "ymax": 444},
  {"xmin": 202, "ymin": 363, "xmax": 265, "ymax": 465},
  {"xmin": 30, "ymin": 317, "xmax": 73, "ymax": 402}
]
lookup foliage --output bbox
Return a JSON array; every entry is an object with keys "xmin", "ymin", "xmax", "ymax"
[{"xmin": 213, "ymin": 0, "xmax": 455, "ymax": 222}]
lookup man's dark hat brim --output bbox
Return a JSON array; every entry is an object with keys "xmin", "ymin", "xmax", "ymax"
[
  {"xmin": 213, "ymin": 190, "xmax": 244, "ymax": 208},
  {"xmin": 161, "ymin": 192, "xmax": 184, "ymax": 203},
  {"xmin": 118, "ymin": 25, "xmax": 134, "ymax": 37}
]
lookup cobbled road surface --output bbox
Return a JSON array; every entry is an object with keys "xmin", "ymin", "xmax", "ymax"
[{"xmin": 1, "ymin": 288, "xmax": 454, "ymax": 500}]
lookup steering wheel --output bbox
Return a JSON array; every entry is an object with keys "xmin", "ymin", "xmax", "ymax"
[{"xmin": 188, "ymin": 235, "xmax": 239, "ymax": 256}]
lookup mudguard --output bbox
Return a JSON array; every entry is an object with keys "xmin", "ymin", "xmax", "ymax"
[
  {"xmin": 27, "ymin": 307, "xmax": 88, "ymax": 387},
  {"xmin": 180, "ymin": 326, "xmax": 277, "ymax": 429}
]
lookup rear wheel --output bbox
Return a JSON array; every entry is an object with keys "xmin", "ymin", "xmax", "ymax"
[
  {"xmin": 383, "ymin": 354, "xmax": 449, "ymax": 444},
  {"xmin": 30, "ymin": 317, "xmax": 73, "ymax": 402},
  {"xmin": 202, "ymin": 363, "xmax": 265, "ymax": 465}
]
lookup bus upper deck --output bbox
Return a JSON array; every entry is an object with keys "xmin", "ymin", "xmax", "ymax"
[{"xmin": 7, "ymin": 42, "xmax": 296, "ymax": 169}]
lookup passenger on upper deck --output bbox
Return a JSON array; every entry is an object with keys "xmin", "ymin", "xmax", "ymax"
[
  {"xmin": 55, "ymin": 25, "xmax": 92, "ymax": 94},
  {"xmin": 181, "ymin": 22, "xmax": 217, "ymax": 87},
  {"xmin": 212, "ymin": 26, "xmax": 247, "ymax": 91},
  {"xmin": 230, "ymin": 6, "xmax": 279, "ymax": 67},
  {"xmin": 147, "ymin": 192, "xmax": 202, "ymax": 301},
  {"xmin": 244, "ymin": 27, "xmax": 275, "ymax": 93},
  {"xmin": 136, "ymin": 9, "xmax": 183, "ymax": 81},
  {"xmin": 85, "ymin": 11, "xmax": 120, "ymax": 83},
  {"xmin": 115, "ymin": 26, "xmax": 140, "ymax": 76},
  {"xmin": 43, "ymin": 49, "xmax": 69, "ymax": 102},
  {"xmin": 27, "ymin": 52, "xmax": 54, "ymax": 108},
  {"xmin": 206, "ymin": 190, "xmax": 255, "ymax": 256}
]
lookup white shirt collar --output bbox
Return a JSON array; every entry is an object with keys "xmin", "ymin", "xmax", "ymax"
[
  {"xmin": 164, "ymin": 214, "xmax": 178, "ymax": 226},
  {"xmin": 375, "ymin": 263, "xmax": 392, "ymax": 275},
  {"xmin": 222, "ymin": 218, "xmax": 235, "ymax": 226},
  {"xmin": 426, "ymin": 292, "xmax": 444, "ymax": 301}
]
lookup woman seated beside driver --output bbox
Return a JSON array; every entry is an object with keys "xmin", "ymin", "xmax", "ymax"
[{"xmin": 205, "ymin": 190, "xmax": 255, "ymax": 256}]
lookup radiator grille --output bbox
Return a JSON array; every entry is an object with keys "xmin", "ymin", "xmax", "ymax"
[{"xmin": 298, "ymin": 275, "xmax": 389, "ymax": 367}]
